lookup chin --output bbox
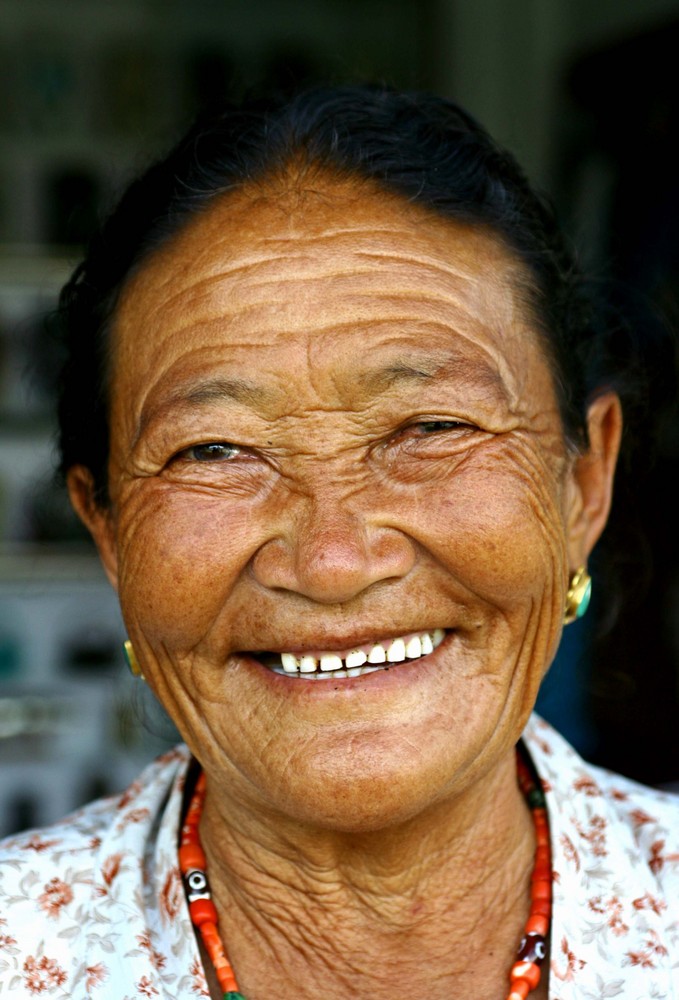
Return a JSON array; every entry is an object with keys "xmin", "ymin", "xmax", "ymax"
[{"xmin": 266, "ymin": 741, "xmax": 466, "ymax": 835}]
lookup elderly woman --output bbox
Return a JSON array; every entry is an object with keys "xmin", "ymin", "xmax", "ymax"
[{"xmin": 1, "ymin": 86, "xmax": 677, "ymax": 1000}]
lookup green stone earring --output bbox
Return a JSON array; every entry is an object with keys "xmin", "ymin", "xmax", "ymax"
[{"xmin": 563, "ymin": 567, "xmax": 592, "ymax": 625}]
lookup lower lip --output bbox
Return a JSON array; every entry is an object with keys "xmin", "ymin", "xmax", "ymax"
[{"xmin": 237, "ymin": 634, "xmax": 451, "ymax": 696}]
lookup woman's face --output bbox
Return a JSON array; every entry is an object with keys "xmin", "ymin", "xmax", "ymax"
[{"xmin": 75, "ymin": 178, "xmax": 615, "ymax": 831}]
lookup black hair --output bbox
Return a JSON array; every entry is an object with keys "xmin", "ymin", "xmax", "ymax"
[{"xmin": 57, "ymin": 85, "xmax": 674, "ymax": 579}]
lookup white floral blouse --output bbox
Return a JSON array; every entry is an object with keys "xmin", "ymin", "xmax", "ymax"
[{"xmin": 0, "ymin": 717, "xmax": 677, "ymax": 999}]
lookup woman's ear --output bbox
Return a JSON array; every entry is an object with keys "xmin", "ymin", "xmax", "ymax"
[
  {"xmin": 67, "ymin": 466, "xmax": 119, "ymax": 590},
  {"xmin": 565, "ymin": 391, "xmax": 623, "ymax": 568}
]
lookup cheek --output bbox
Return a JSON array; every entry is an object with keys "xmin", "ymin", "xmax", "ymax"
[
  {"xmin": 114, "ymin": 483, "xmax": 256, "ymax": 650},
  {"xmin": 415, "ymin": 438, "xmax": 568, "ymax": 605}
]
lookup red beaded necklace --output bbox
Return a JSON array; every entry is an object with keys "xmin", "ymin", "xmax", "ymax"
[{"xmin": 179, "ymin": 747, "xmax": 551, "ymax": 1000}]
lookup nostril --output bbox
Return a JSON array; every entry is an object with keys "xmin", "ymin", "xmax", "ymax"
[{"xmin": 251, "ymin": 515, "xmax": 416, "ymax": 604}]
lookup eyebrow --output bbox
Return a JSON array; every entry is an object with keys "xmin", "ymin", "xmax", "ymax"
[
  {"xmin": 358, "ymin": 354, "xmax": 510, "ymax": 401},
  {"xmin": 137, "ymin": 376, "xmax": 269, "ymax": 441},
  {"xmin": 179, "ymin": 377, "xmax": 267, "ymax": 408}
]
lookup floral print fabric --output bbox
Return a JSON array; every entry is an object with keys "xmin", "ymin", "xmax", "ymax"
[
  {"xmin": 0, "ymin": 718, "xmax": 677, "ymax": 998},
  {"xmin": 530, "ymin": 717, "xmax": 678, "ymax": 998}
]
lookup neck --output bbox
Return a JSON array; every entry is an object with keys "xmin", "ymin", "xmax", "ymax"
[{"xmin": 197, "ymin": 749, "xmax": 538, "ymax": 1000}]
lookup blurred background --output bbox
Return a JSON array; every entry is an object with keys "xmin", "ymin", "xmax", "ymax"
[{"xmin": 1, "ymin": 0, "xmax": 678, "ymax": 837}]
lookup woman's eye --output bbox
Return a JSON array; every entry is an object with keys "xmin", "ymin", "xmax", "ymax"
[
  {"xmin": 182, "ymin": 442, "xmax": 241, "ymax": 462},
  {"xmin": 416, "ymin": 420, "xmax": 470, "ymax": 434}
]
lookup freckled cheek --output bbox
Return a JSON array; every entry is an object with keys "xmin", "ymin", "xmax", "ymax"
[
  {"xmin": 114, "ymin": 489, "xmax": 257, "ymax": 650},
  {"xmin": 416, "ymin": 460, "xmax": 567, "ymax": 606}
]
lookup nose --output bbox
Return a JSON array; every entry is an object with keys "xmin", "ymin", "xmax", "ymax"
[{"xmin": 251, "ymin": 498, "xmax": 416, "ymax": 604}]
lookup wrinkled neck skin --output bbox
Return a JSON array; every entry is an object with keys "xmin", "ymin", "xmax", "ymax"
[{"xmin": 199, "ymin": 747, "xmax": 543, "ymax": 1000}]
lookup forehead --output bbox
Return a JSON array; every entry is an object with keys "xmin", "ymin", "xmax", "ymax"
[{"xmin": 112, "ymin": 175, "xmax": 551, "ymax": 414}]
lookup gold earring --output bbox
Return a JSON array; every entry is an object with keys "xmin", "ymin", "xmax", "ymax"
[
  {"xmin": 123, "ymin": 639, "xmax": 145, "ymax": 680},
  {"xmin": 564, "ymin": 567, "xmax": 592, "ymax": 625}
]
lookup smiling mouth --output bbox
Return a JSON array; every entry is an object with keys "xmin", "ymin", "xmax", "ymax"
[{"xmin": 249, "ymin": 629, "xmax": 447, "ymax": 680}]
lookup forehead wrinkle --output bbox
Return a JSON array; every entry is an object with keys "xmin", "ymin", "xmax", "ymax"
[
  {"xmin": 257, "ymin": 225, "xmax": 425, "ymax": 247},
  {"xmin": 135, "ymin": 288, "xmax": 511, "ymax": 347},
  {"xmin": 133, "ymin": 242, "xmax": 510, "ymax": 330},
  {"xmin": 353, "ymin": 248, "xmax": 499, "ymax": 282},
  {"xmin": 145, "ymin": 232, "xmax": 503, "ymax": 305},
  {"xmin": 150, "ymin": 229, "xmax": 432, "ymax": 297}
]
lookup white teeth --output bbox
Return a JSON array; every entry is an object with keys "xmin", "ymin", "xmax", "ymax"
[
  {"xmin": 271, "ymin": 629, "xmax": 446, "ymax": 678},
  {"xmin": 281, "ymin": 652, "xmax": 299, "ymax": 673},
  {"xmin": 405, "ymin": 635, "xmax": 422, "ymax": 658},
  {"xmin": 367, "ymin": 644, "xmax": 387, "ymax": 664},
  {"xmin": 387, "ymin": 638, "xmax": 406, "ymax": 662},
  {"xmin": 320, "ymin": 654, "xmax": 343, "ymax": 672},
  {"xmin": 346, "ymin": 649, "xmax": 367, "ymax": 668}
]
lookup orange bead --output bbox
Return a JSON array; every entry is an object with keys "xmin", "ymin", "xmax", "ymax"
[
  {"xmin": 183, "ymin": 813, "xmax": 200, "ymax": 832},
  {"xmin": 179, "ymin": 843, "xmax": 207, "ymax": 872},
  {"xmin": 530, "ymin": 879, "xmax": 551, "ymax": 901},
  {"xmin": 531, "ymin": 898, "xmax": 552, "ymax": 917},
  {"xmin": 526, "ymin": 913, "xmax": 549, "ymax": 936},
  {"xmin": 510, "ymin": 961, "xmax": 540, "ymax": 989},
  {"xmin": 200, "ymin": 922, "xmax": 220, "ymax": 946},
  {"xmin": 534, "ymin": 845, "xmax": 550, "ymax": 865},
  {"xmin": 217, "ymin": 967, "xmax": 239, "ymax": 992},
  {"xmin": 185, "ymin": 798, "xmax": 202, "ymax": 821},
  {"xmin": 189, "ymin": 898, "xmax": 218, "ymax": 926},
  {"xmin": 507, "ymin": 979, "xmax": 531, "ymax": 1000},
  {"xmin": 204, "ymin": 937, "xmax": 228, "ymax": 969}
]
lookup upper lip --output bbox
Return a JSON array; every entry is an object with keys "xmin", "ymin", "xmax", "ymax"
[{"xmin": 243, "ymin": 627, "xmax": 449, "ymax": 656}]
